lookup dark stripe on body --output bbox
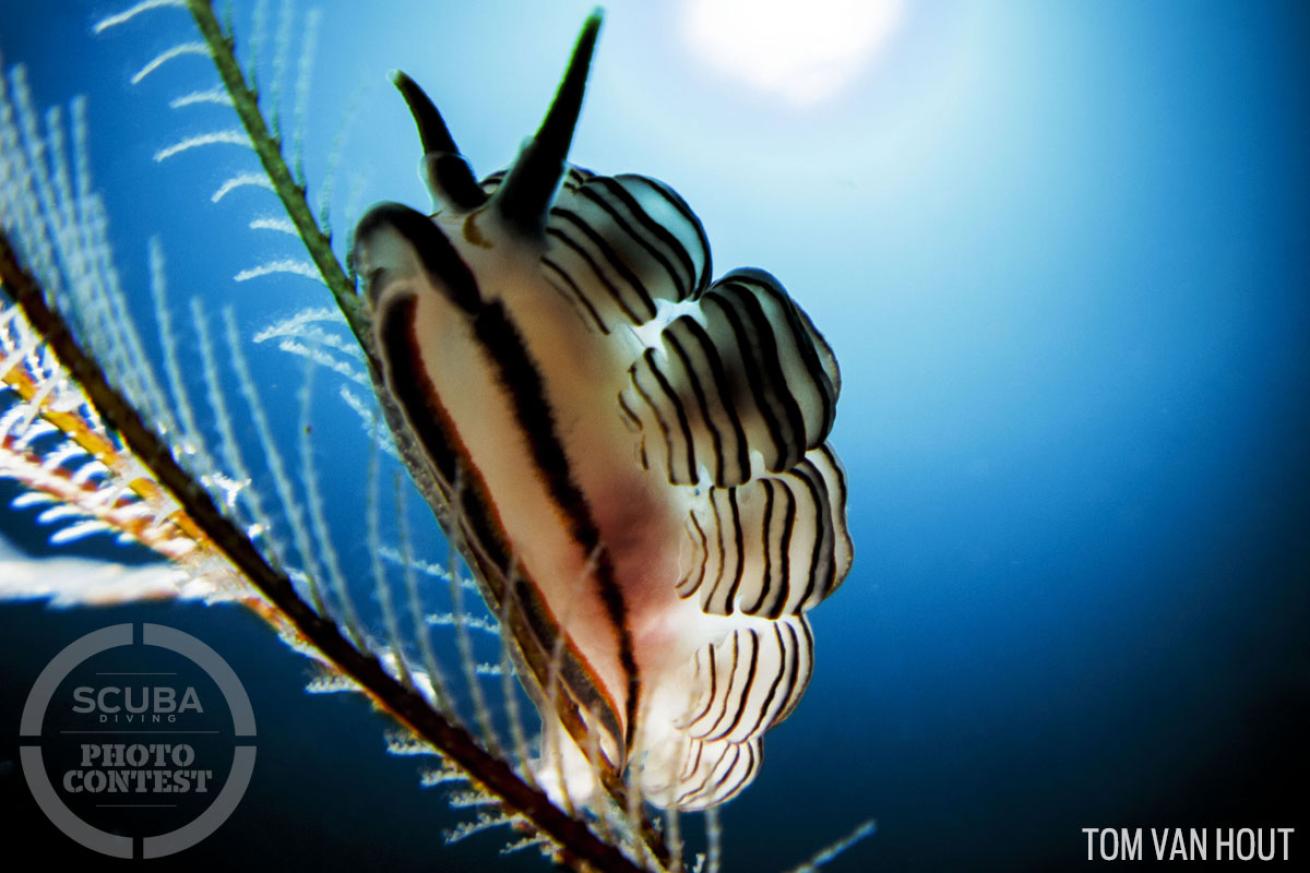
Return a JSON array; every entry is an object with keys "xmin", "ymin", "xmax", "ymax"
[
  {"xmin": 728, "ymin": 281, "xmax": 809, "ymax": 465},
  {"xmin": 708, "ymin": 629, "xmax": 760, "ymax": 741},
  {"xmin": 709, "ymin": 293, "xmax": 789, "ymax": 469},
  {"xmin": 546, "ymin": 225, "xmax": 645, "ymax": 323},
  {"xmin": 471, "ymin": 297, "xmax": 643, "ymax": 749},
  {"xmin": 542, "ymin": 256, "xmax": 610, "ymax": 334},
  {"xmin": 776, "ymin": 617, "xmax": 814, "ymax": 724},
  {"xmin": 553, "ymin": 207, "xmax": 660, "ymax": 318},
  {"xmin": 745, "ymin": 624, "xmax": 790, "ymax": 737},
  {"xmin": 627, "ymin": 176, "xmax": 713, "ymax": 292},
  {"xmin": 377, "ymin": 298, "xmax": 622, "ymax": 746},
  {"xmin": 680, "ymin": 316, "xmax": 751, "ymax": 483},
  {"xmin": 792, "ymin": 460, "xmax": 834, "ymax": 611},
  {"xmin": 372, "ymin": 210, "xmax": 643, "ymax": 754},
  {"xmin": 735, "ymin": 271, "xmax": 837, "ymax": 435},
  {"xmin": 643, "ymin": 348, "xmax": 697, "ymax": 482},
  {"xmin": 664, "ymin": 327, "xmax": 725, "ymax": 483},
  {"xmin": 579, "ymin": 180, "xmax": 693, "ymax": 300},
  {"xmin": 745, "ymin": 480, "xmax": 778, "ymax": 615},
  {"xmin": 683, "ymin": 513, "xmax": 709, "ymax": 597}
]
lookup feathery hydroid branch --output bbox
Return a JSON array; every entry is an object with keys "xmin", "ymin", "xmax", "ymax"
[
  {"xmin": 0, "ymin": 228, "xmax": 650, "ymax": 873},
  {"xmin": 185, "ymin": 0, "xmax": 365, "ymax": 341},
  {"xmin": 181, "ymin": 2, "xmax": 672, "ymax": 865}
]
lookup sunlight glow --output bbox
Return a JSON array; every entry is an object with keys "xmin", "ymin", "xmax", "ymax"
[{"xmin": 682, "ymin": 0, "xmax": 904, "ymax": 105}]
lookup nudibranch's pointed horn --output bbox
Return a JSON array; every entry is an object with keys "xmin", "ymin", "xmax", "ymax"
[
  {"xmin": 494, "ymin": 10, "xmax": 603, "ymax": 233},
  {"xmin": 392, "ymin": 70, "xmax": 488, "ymax": 212}
]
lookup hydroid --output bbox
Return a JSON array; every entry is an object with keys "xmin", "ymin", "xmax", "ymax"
[{"xmin": 0, "ymin": 2, "xmax": 877, "ymax": 870}]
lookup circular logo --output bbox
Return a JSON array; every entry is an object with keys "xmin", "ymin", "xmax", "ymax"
[{"xmin": 18, "ymin": 623, "xmax": 256, "ymax": 859}]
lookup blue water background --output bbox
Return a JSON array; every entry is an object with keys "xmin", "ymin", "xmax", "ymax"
[{"xmin": 1, "ymin": 1, "xmax": 1307, "ymax": 869}]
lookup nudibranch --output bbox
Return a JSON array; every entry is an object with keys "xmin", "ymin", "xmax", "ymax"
[{"xmin": 352, "ymin": 12, "xmax": 851, "ymax": 810}]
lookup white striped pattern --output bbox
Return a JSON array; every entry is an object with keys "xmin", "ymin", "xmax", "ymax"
[
  {"xmin": 680, "ymin": 445, "xmax": 851, "ymax": 618},
  {"xmin": 623, "ymin": 268, "xmax": 840, "ymax": 486},
  {"xmin": 359, "ymin": 135, "xmax": 850, "ymax": 810}
]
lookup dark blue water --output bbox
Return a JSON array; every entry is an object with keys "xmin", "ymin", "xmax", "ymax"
[{"xmin": 1, "ymin": 2, "xmax": 1307, "ymax": 870}]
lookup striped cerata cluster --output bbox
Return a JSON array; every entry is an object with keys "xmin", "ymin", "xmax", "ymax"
[{"xmin": 352, "ymin": 15, "xmax": 851, "ymax": 811}]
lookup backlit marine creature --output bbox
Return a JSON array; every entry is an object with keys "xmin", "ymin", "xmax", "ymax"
[{"xmin": 354, "ymin": 13, "xmax": 851, "ymax": 811}]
